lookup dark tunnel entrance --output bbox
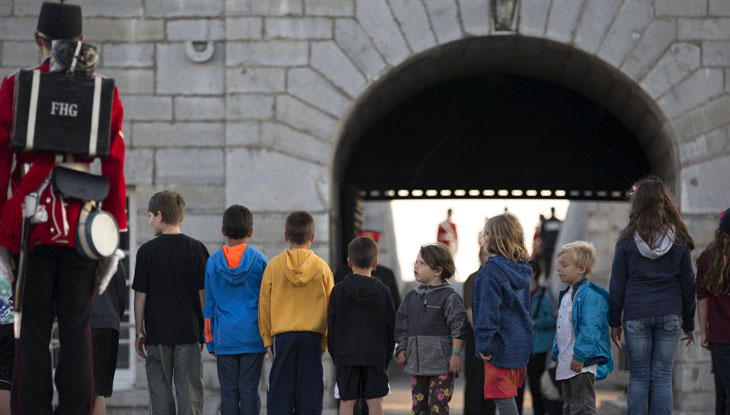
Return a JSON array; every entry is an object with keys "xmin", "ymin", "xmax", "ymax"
[{"xmin": 331, "ymin": 36, "xmax": 676, "ymax": 264}]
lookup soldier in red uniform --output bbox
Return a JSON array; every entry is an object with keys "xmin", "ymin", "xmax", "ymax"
[{"xmin": 0, "ymin": 2, "xmax": 127, "ymax": 413}]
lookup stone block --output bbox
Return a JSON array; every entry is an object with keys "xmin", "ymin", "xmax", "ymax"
[
  {"xmin": 681, "ymin": 154, "xmax": 730, "ymax": 214},
  {"xmin": 703, "ymin": 41, "xmax": 730, "ymax": 66},
  {"xmin": 546, "ymin": 0, "xmax": 584, "ymax": 44},
  {"xmin": 124, "ymin": 148, "xmax": 153, "ymax": 185},
  {"xmin": 597, "ymin": 0, "xmax": 652, "ymax": 67},
  {"xmin": 15, "ymin": 1, "xmax": 144, "ymax": 17},
  {"xmin": 100, "ymin": 69, "xmax": 154, "ymax": 94},
  {"xmin": 226, "ymin": 0, "xmax": 303, "ymax": 16},
  {"xmin": 574, "ymin": 0, "xmax": 622, "ymax": 54},
  {"xmin": 0, "ymin": 18, "xmax": 40, "ymax": 40},
  {"xmin": 245, "ymin": 213, "xmax": 289, "ymax": 242},
  {"xmin": 167, "ymin": 19, "xmax": 224, "ymax": 41},
  {"xmin": 334, "ymin": 19, "xmax": 387, "ymax": 80},
  {"xmin": 424, "ymin": 0, "xmax": 462, "ymax": 44},
  {"xmin": 174, "ymin": 97, "xmax": 225, "ymax": 121},
  {"xmin": 0, "ymin": 0, "xmax": 10, "ymax": 16},
  {"xmin": 103, "ymin": 44, "xmax": 154, "ymax": 68},
  {"xmin": 226, "ymin": 68, "xmax": 286, "ymax": 93},
  {"xmin": 275, "ymin": 95, "xmax": 338, "ymax": 140},
  {"xmin": 180, "ymin": 215, "xmax": 222, "ymax": 243},
  {"xmin": 226, "ymin": 94, "xmax": 275, "ymax": 120},
  {"xmin": 287, "ymin": 68, "xmax": 352, "ymax": 117},
  {"xmin": 518, "ymin": 0, "xmax": 550, "ymax": 37},
  {"xmin": 657, "ymin": 68, "xmax": 724, "ymax": 119},
  {"xmin": 389, "ymin": 0, "xmax": 437, "ymax": 54},
  {"xmin": 679, "ymin": 124, "xmax": 730, "ymax": 166},
  {"xmin": 671, "ymin": 96, "xmax": 730, "ymax": 142},
  {"xmin": 145, "ymin": 0, "xmax": 223, "ymax": 17},
  {"xmin": 711, "ymin": 0, "xmax": 730, "ymax": 15},
  {"xmin": 458, "ymin": 0, "xmax": 489, "ymax": 36},
  {"xmin": 265, "ymin": 17, "xmax": 332, "ymax": 39},
  {"xmin": 640, "ymin": 43, "xmax": 700, "ymax": 99},
  {"xmin": 225, "ymin": 17, "xmax": 263, "ymax": 39},
  {"xmin": 620, "ymin": 20, "xmax": 676, "ymax": 81},
  {"xmin": 225, "ymin": 121, "xmax": 260, "ymax": 146},
  {"xmin": 225, "ymin": 41, "xmax": 308, "ymax": 66},
  {"xmin": 655, "ymin": 0, "xmax": 706, "ymax": 16},
  {"xmin": 225, "ymin": 148, "xmax": 327, "ymax": 211},
  {"xmin": 133, "ymin": 122, "xmax": 225, "ymax": 147},
  {"xmin": 156, "ymin": 43, "xmax": 224, "ymax": 95},
  {"xmin": 156, "ymin": 149, "xmax": 224, "ymax": 185},
  {"xmin": 1, "ymin": 42, "xmax": 40, "ymax": 67},
  {"xmin": 304, "ymin": 0, "xmax": 354, "ymax": 16},
  {"xmin": 135, "ymin": 184, "xmax": 226, "ymax": 215},
  {"xmin": 678, "ymin": 18, "xmax": 730, "ymax": 40},
  {"xmin": 261, "ymin": 122, "xmax": 332, "ymax": 165},
  {"xmin": 311, "ymin": 41, "xmax": 366, "ymax": 97},
  {"xmin": 84, "ymin": 19, "xmax": 164, "ymax": 42},
  {"xmin": 122, "ymin": 96, "xmax": 173, "ymax": 121},
  {"xmin": 356, "ymin": 0, "xmax": 411, "ymax": 65}
]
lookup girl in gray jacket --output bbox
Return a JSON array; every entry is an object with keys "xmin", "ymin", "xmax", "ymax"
[{"xmin": 395, "ymin": 244, "xmax": 468, "ymax": 415}]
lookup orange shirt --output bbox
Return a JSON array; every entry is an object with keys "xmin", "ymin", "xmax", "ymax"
[{"xmin": 221, "ymin": 244, "xmax": 247, "ymax": 268}]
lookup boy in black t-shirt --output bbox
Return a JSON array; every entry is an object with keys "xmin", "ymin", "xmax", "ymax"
[
  {"xmin": 328, "ymin": 236, "xmax": 396, "ymax": 415},
  {"xmin": 132, "ymin": 191, "xmax": 209, "ymax": 414}
]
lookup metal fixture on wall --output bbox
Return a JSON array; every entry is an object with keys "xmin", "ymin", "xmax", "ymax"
[{"xmin": 491, "ymin": 0, "xmax": 520, "ymax": 31}]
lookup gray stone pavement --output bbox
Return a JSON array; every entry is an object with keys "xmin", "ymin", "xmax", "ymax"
[{"xmin": 105, "ymin": 369, "xmax": 626, "ymax": 415}]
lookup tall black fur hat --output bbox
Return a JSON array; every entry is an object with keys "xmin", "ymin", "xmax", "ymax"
[
  {"xmin": 36, "ymin": 2, "xmax": 82, "ymax": 40},
  {"xmin": 721, "ymin": 208, "xmax": 730, "ymax": 235}
]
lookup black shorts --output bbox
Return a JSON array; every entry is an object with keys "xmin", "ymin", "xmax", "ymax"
[
  {"xmin": 336, "ymin": 366, "xmax": 389, "ymax": 400},
  {"xmin": 0, "ymin": 332, "xmax": 14, "ymax": 391},
  {"xmin": 92, "ymin": 328, "xmax": 119, "ymax": 398}
]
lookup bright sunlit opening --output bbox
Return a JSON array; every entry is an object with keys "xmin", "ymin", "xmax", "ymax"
[{"xmin": 391, "ymin": 199, "xmax": 570, "ymax": 282}]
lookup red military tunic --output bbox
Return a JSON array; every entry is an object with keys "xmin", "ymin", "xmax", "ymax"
[{"xmin": 0, "ymin": 60, "xmax": 127, "ymax": 254}]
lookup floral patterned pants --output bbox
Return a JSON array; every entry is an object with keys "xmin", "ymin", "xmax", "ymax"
[{"xmin": 411, "ymin": 374, "xmax": 455, "ymax": 415}]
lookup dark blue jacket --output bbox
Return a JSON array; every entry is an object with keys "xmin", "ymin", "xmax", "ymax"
[
  {"xmin": 551, "ymin": 278, "xmax": 614, "ymax": 380},
  {"xmin": 473, "ymin": 255, "xmax": 533, "ymax": 369},
  {"xmin": 609, "ymin": 239, "xmax": 695, "ymax": 331}
]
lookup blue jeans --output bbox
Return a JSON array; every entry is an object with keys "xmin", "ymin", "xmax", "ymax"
[
  {"xmin": 624, "ymin": 314, "xmax": 681, "ymax": 415},
  {"xmin": 217, "ymin": 353, "xmax": 265, "ymax": 415},
  {"xmin": 712, "ymin": 343, "xmax": 730, "ymax": 415}
]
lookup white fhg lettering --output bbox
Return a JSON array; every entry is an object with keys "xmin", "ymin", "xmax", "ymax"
[{"xmin": 50, "ymin": 101, "xmax": 78, "ymax": 117}]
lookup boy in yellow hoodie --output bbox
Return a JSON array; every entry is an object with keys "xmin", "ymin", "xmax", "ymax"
[{"xmin": 259, "ymin": 211, "xmax": 334, "ymax": 415}]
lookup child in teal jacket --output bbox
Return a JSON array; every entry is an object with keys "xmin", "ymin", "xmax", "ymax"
[{"xmin": 551, "ymin": 278, "xmax": 614, "ymax": 381}]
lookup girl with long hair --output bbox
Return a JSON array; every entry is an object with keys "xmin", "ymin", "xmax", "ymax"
[
  {"xmin": 697, "ymin": 208, "xmax": 730, "ymax": 415},
  {"xmin": 609, "ymin": 176, "xmax": 696, "ymax": 415},
  {"xmin": 472, "ymin": 213, "xmax": 533, "ymax": 415}
]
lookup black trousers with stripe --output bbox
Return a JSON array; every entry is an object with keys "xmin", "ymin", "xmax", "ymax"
[{"xmin": 11, "ymin": 245, "xmax": 96, "ymax": 415}]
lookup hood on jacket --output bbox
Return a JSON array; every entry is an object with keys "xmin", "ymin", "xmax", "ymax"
[
  {"xmin": 213, "ymin": 245, "xmax": 259, "ymax": 286},
  {"xmin": 634, "ymin": 227, "xmax": 675, "ymax": 260},
  {"xmin": 282, "ymin": 249, "xmax": 320, "ymax": 286},
  {"xmin": 414, "ymin": 281, "xmax": 453, "ymax": 295},
  {"xmin": 342, "ymin": 274, "xmax": 385, "ymax": 305},
  {"xmin": 489, "ymin": 255, "xmax": 532, "ymax": 291}
]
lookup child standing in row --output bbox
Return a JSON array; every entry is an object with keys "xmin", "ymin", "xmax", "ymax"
[
  {"xmin": 473, "ymin": 213, "xmax": 533, "ymax": 415},
  {"xmin": 204, "ymin": 205, "xmax": 268, "ymax": 415},
  {"xmin": 696, "ymin": 208, "xmax": 730, "ymax": 414},
  {"xmin": 553, "ymin": 241, "xmax": 613, "ymax": 415},
  {"xmin": 258, "ymin": 211, "xmax": 334, "ymax": 415},
  {"xmin": 395, "ymin": 243, "xmax": 467, "ymax": 415},
  {"xmin": 328, "ymin": 236, "xmax": 396, "ymax": 415}
]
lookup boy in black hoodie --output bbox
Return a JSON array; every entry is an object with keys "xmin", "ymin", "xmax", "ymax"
[{"xmin": 328, "ymin": 236, "xmax": 396, "ymax": 415}]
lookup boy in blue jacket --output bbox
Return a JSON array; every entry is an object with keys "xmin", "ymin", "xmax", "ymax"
[
  {"xmin": 552, "ymin": 241, "xmax": 613, "ymax": 415},
  {"xmin": 204, "ymin": 205, "xmax": 269, "ymax": 415}
]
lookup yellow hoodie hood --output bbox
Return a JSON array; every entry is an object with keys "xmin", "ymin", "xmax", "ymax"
[
  {"xmin": 258, "ymin": 249, "xmax": 334, "ymax": 350},
  {"xmin": 283, "ymin": 249, "xmax": 318, "ymax": 286}
]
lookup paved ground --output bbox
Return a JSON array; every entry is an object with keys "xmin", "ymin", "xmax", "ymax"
[{"xmin": 105, "ymin": 367, "xmax": 626, "ymax": 414}]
